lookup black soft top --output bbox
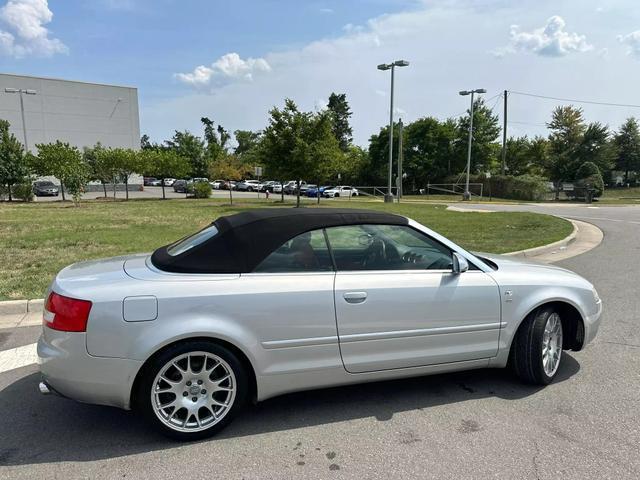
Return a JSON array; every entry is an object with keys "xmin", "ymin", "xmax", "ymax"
[{"xmin": 151, "ymin": 208, "xmax": 408, "ymax": 273}]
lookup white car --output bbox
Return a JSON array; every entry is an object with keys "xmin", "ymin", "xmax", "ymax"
[
  {"xmin": 273, "ymin": 181, "xmax": 296, "ymax": 194},
  {"xmin": 37, "ymin": 208, "xmax": 602, "ymax": 440},
  {"xmin": 323, "ymin": 185, "xmax": 359, "ymax": 198},
  {"xmin": 211, "ymin": 180, "xmax": 226, "ymax": 190},
  {"xmin": 163, "ymin": 178, "xmax": 176, "ymax": 187}
]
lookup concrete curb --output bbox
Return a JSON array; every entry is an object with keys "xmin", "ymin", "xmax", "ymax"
[
  {"xmin": 0, "ymin": 217, "xmax": 603, "ymax": 316},
  {"xmin": 505, "ymin": 218, "xmax": 579, "ymax": 258}
]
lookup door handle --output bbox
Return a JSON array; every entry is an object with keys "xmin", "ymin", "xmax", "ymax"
[{"xmin": 343, "ymin": 292, "xmax": 367, "ymax": 304}]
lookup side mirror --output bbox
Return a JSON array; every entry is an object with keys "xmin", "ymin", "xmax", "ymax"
[{"xmin": 452, "ymin": 252, "xmax": 469, "ymax": 274}]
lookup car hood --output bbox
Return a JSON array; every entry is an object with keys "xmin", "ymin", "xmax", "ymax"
[{"xmin": 473, "ymin": 252, "xmax": 574, "ymax": 273}]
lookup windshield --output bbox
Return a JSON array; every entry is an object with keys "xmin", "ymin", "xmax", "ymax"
[{"xmin": 167, "ymin": 225, "xmax": 219, "ymax": 256}]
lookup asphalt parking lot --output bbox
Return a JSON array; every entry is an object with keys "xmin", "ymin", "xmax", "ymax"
[{"xmin": 1, "ymin": 204, "xmax": 639, "ymax": 479}]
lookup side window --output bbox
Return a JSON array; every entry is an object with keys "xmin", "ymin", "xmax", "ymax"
[
  {"xmin": 253, "ymin": 229, "xmax": 333, "ymax": 273},
  {"xmin": 325, "ymin": 224, "xmax": 453, "ymax": 271}
]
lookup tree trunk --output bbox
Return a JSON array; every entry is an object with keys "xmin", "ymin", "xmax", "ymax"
[
  {"xmin": 102, "ymin": 182, "xmax": 107, "ymax": 197},
  {"xmin": 8, "ymin": 184, "xmax": 12, "ymax": 202},
  {"xmin": 61, "ymin": 183, "xmax": 66, "ymax": 201},
  {"xmin": 125, "ymin": 176, "xmax": 129, "ymax": 200},
  {"xmin": 229, "ymin": 180, "xmax": 233, "ymax": 205},
  {"xmin": 280, "ymin": 181, "xmax": 284, "ymax": 203},
  {"xmin": 296, "ymin": 180, "xmax": 301, "ymax": 208},
  {"xmin": 161, "ymin": 181, "xmax": 166, "ymax": 200},
  {"xmin": 316, "ymin": 178, "xmax": 320, "ymax": 205},
  {"xmin": 113, "ymin": 177, "xmax": 117, "ymax": 199}
]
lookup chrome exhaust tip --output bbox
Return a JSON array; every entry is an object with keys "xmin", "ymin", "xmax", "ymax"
[{"xmin": 38, "ymin": 381, "xmax": 51, "ymax": 395}]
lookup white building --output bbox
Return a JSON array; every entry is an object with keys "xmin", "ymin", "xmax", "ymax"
[{"xmin": 0, "ymin": 73, "xmax": 141, "ymax": 189}]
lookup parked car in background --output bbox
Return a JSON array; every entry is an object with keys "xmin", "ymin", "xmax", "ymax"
[
  {"xmin": 143, "ymin": 177, "xmax": 158, "ymax": 186},
  {"xmin": 163, "ymin": 178, "xmax": 176, "ymax": 187},
  {"xmin": 258, "ymin": 181, "xmax": 277, "ymax": 192},
  {"xmin": 173, "ymin": 180, "xmax": 188, "ymax": 193},
  {"xmin": 299, "ymin": 184, "xmax": 315, "ymax": 195},
  {"xmin": 32, "ymin": 180, "xmax": 59, "ymax": 197},
  {"xmin": 323, "ymin": 186, "xmax": 359, "ymax": 198},
  {"xmin": 306, "ymin": 185, "xmax": 332, "ymax": 197},
  {"xmin": 211, "ymin": 180, "xmax": 226, "ymax": 190},
  {"xmin": 37, "ymin": 208, "xmax": 602, "ymax": 440},
  {"xmin": 235, "ymin": 180, "xmax": 261, "ymax": 192},
  {"xmin": 284, "ymin": 181, "xmax": 306, "ymax": 195}
]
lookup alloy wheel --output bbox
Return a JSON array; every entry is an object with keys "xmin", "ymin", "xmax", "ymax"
[
  {"xmin": 151, "ymin": 351, "xmax": 236, "ymax": 433},
  {"xmin": 542, "ymin": 313, "xmax": 563, "ymax": 377}
]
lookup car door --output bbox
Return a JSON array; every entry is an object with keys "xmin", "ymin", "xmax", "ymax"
[
  {"xmin": 240, "ymin": 228, "xmax": 340, "ymax": 374},
  {"xmin": 327, "ymin": 224, "xmax": 501, "ymax": 373}
]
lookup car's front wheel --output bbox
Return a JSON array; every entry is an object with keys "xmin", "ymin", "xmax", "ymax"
[
  {"xmin": 137, "ymin": 341, "xmax": 248, "ymax": 440},
  {"xmin": 510, "ymin": 306, "xmax": 563, "ymax": 385}
]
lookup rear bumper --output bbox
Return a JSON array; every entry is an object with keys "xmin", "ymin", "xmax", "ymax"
[{"xmin": 37, "ymin": 328, "xmax": 142, "ymax": 410}]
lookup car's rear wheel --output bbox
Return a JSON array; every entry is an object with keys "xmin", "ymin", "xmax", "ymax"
[
  {"xmin": 510, "ymin": 306, "xmax": 563, "ymax": 385},
  {"xmin": 137, "ymin": 341, "xmax": 248, "ymax": 440}
]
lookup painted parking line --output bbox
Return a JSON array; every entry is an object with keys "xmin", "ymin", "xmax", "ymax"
[{"xmin": 0, "ymin": 343, "xmax": 38, "ymax": 373}]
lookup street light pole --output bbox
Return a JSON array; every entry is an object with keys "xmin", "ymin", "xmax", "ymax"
[
  {"xmin": 378, "ymin": 60, "xmax": 409, "ymax": 203},
  {"xmin": 459, "ymin": 88, "xmax": 486, "ymax": 201},
  {"xmin": 4, "ymin": 87, "xmax": 37, "ymax": 152}
]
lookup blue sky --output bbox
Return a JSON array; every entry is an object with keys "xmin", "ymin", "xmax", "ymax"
[{"xmin": 2, "ymin": 0, "xmax": 640, "ymax": 146}]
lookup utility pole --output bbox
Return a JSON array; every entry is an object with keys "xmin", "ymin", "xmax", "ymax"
[
  {"xmin": 397, "ymin": 118, "xmax": 403, "ymax": 202},
  {"xmin": 501, "ymin": 90, "xmax": 508, "ymax": 175}
]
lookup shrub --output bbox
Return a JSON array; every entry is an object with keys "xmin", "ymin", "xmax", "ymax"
[
  {"xmin": 443, "ymin": 174, "xmax": 550, "ymax": 201},
  {"xmin": 575, "ymin": 161, "xmax": 604, "ymax": 197},
  {"xmin": 192, "ymin": 181, "xmax": 212, "ymax": 199},
  {"xmin": 12, "ymin": 183, "xmax": 34, "ymax": 202}
]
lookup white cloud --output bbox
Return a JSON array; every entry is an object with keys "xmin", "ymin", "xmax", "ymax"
[
  {"xmin": 497, "ymin": 16, "xmax": 592, "ymax": 57},
  {"xmin": 175, "ymin": 52, "xmax": 272, "ymax": 89},
  {"xmin": 143, "ymin": 1, "xmax": 640, "ymax": 147},
  {"xmin": 618, "ymin": 30, "xmax": 640, "ymax": 59},
  {"xmin": 319, "ymin": 8, "xmax": 334, "ymax": 14},
  {"xmin": 0, "ymin": 0, "xmax": 67, "ymax": 57}
]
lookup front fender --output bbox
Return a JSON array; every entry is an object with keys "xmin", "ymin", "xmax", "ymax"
[{"xmin": 489, "ymin": 285, "xmax": 592, "ymax": 367}]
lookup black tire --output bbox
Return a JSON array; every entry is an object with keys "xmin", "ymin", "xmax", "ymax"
[
  {"xmin": 247, "ymin": 187, "xmax": 253, "ymax": 192},
  {"xmin": 510, "ymin": 306, "xmax": 563, "ymax": 385},
  {"xmin": 137, "ymin": 341, "xmax": 249, "ymax": 441},
  {"xmin": 334, "ymin": 193, "xmax": 340, "ymax": 198}
]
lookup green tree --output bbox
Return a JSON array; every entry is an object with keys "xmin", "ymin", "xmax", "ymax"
[
  {"xmin": 33, "ymin": 141, "xmax": 88, "ymax": 203},
  {"xmin": 327, "ymin": 92, "xmax": 353, "ymax": 152},
  {"xmin": 84, "ymin": 143, "xmax": 112, "ymax": 197},
  {"xmin": 104, "ymin": 147, "xmax": 140, "ymax": 200},
  {"xmin": 201, "ymin": 117, "xmax": 230, "ymax": 164},
  {"xmin": 403, "ymin": 117, "xmax": 457, "ymax": 188},
  {"xmin": 546, "ymin": 106, "xmax": 613, "ymax": 196},
  {"xmin": 454, "ymin": 98, "xmax": 501, "ymax": 175},
  {"xmin": 503, "ymin": 136, "xmax": 549, "ymax": 177},
  {"xmin": 234, "ymin": 130, "xmax": 261, "ymax": 157},
  {"xmin": 575, "ymin": 161, "xmax": 604, "ymax": 197},
  {"xmin": 546, "ymin": 105, "xmax": 586, "ymax": 192},
  {"xmin": 257, "ymin": 99, "xmax": 343, "ymax": 206},
  {"xmin": 0, "ymin": 120, "xmax": 29, "ymax": 201},
  {"xmin": 613, "ymin": 117, "xmax": 640, "ymax": 182},
  {"xmin": 141, "ymin": 149, "xmax": 190, "ymax": 199},
  {"xmin": 165, "ymin": 130, "xmax": 207, "ymax": 177},
  {"xmin": 575, "ymin": 122, "xmax": 614, "ymax": 175}
]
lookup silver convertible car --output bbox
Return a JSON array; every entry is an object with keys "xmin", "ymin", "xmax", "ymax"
[{"xmin": 38, "ymin": 208, "xmax": 602, "ymax": 440}]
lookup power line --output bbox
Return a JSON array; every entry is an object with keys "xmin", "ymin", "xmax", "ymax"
[{"xmin": 509, "ymin": 90, "xmax": 640, "ymax": 109}]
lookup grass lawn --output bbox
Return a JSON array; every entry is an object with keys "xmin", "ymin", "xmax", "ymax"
[{"xmin": 0, "ymin": 198, "xmax": 573, "ymax": 300}]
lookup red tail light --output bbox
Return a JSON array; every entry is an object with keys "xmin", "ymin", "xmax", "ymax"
[{"xmin": 44, "ymin": 292, "xmax": 92, "ymax": 332}]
